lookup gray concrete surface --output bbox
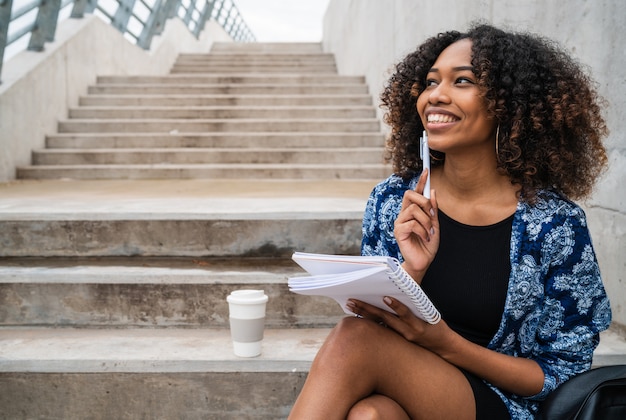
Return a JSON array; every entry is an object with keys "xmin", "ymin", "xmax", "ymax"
[
  {"xmin": 0, "ymin": 179, "xmax": 377, "ymax": 257},
  {"xmin": 0, "ymin": 328, "xmax": 329, "ymax": 373},
  {"xmin": 0, "ymin": 257, "xmax": 344, "ymax": 328},
  {"xmin": 0, "ymin": 329, "xmax": 322, "ymax": 419},
  {"xmin": 0, "ymin": 327, "xmax": 621, "ymax": 374},
  {"xmin": 0, "ymin": 179, "xmax": 374, "ymax": 214}
]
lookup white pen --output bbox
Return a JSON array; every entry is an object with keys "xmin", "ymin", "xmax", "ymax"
[{"xmin": 420, "ymin": 130, "xmax": 431, "ymax": 199}]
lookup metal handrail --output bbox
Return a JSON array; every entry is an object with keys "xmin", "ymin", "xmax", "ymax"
[{"xmin": 0, "ymin": 0, "xmax": 255, "ymax": 83}]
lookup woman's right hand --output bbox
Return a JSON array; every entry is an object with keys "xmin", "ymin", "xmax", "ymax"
[{"xmin": 393, "ymin": 169, "xmax": 440, "ymax": 281}]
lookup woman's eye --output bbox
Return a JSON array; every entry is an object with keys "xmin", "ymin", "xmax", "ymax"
[
  {"xmin": 425, "ymin": 79, "xmax": 439, "ymax": 87},
  {"xmin": 456, "ymin": 77, "xmax": 475, "ymax": 85}
]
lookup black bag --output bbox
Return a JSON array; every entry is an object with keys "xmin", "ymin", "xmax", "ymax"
[{"xmin": 537, "ymin": 365, "xmax": 626, "ymax": 420}]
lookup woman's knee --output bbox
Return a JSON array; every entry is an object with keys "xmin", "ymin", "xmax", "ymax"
[
  {"xmin": 312, "ymin": 317, "xmax": 384, "ymax": 369},
  {"xmin": 346, "ymin": 395, "xmax": 410, "ymax": 420},
  {"xmin": 332, "ymin": 316, "xmax": 381, "ymax": 342},
  {"xmin": 346, "ymin": 402, "xmax": 382, "ymax": 420}
]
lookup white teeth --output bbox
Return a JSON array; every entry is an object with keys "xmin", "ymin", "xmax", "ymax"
[{"xmin": 427, "ymin": 114, "xmax": 457, "ymax": 123}]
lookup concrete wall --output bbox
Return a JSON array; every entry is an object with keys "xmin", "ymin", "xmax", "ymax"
[
  {"xmin": 322, "ymin": 0, "xmax": 626, "ymax": 329},
  {"xmin": 0, "ymin": 15, "xmax": 233, "ymax": 183}
]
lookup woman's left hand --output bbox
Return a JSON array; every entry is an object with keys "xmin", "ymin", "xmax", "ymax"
[{"xmin": 346, "ymin": 296, "xmax": 454, "ymax": 354}]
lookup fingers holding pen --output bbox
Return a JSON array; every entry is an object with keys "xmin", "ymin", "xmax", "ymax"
[
  {"xmin": 396, "ymin": 188, "xmax": 439, "ymax": 244},
  {"xmin": 393, "ymin": 169, "xmax": 440, "ymax": 276},
  {"xmin": 395, "ymin": 202, "xmax": 433, "ymax": 244},
  {"xmin": 400, "ymin": 169, "xmax": 437, "ymax": 213}
]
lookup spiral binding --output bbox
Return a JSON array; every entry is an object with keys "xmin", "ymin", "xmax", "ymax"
[{"xmin": 387, "ymin": 259, "xmax": 441, "ymax": 324}]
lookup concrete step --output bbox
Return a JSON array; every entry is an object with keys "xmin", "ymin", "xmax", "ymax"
[
  {"xmin": 171, "ymin": 60, "xmax": 336, "ymax": 68},
  {"xmin": 171, "ymin": 65, "xmax": 336, "ymax": 73},
  {"xmin": 0, "ymin": 327, "xmax": 328, "ymax": 374},
  {"xmin": 78, "ymin": 93, "xmax": 374, "ymax": 107},
  {"xmin": 0, "ymin": 327, "xmax": 329, "ymax": 419},
  {"xmin": 96, "ymin": 74, "xmax": 365, "ymax": 85},
  {"xmin": 56, "ymin": 118, "xmax": 381, "ymax": 133},
  {"xmin": 31, "ymin": 147, "xmax": 385, "ymax": 165},
  {"xmin": 0, "ymin": 327, "xmax": 624, "ymax": 419},
  {"xmin": 0, "ymin": 179, "xmax": 375, "ymax": 257},
  {"xmin": 170, "ymin": 61, "xmax": 337, "ymax": 70},
  {"xmin": 171, "ymin": 66, "xmax": 337, "ymax": 74},
  {"xmin": 15, "ymin": 163, "xmax": 391, "ymax": 180},
  {"xmin": 0, "ymin": 197, "xmax": 364, "ymax": 257},
  {"xmin": 67, "ymin": 106, "xmax": 376, "ymax": 120},
  {"xmin": 87, "ymin": 83, "xmax": 368, "ymax": 95},
  {"xmin": 177, "ymin": 52, "xmax": 334, "ymax": 60},
  {"xmin": 209, "ymin": 42, "xmax": 323, "ymax": 53},
  {"xmin": 44, "ymin": 132, "xmax": 385, "ymax": 149},
  {"xmin": 0, "ymin": 257, "xmax": 342, "ymax": 328},
  {"xmin": 0, "ymin": 325, "xmax": 620, "ymax": 372},
  {"xmin": 173, "ymin": 56, "xmax": 336, "ymax": 66}
]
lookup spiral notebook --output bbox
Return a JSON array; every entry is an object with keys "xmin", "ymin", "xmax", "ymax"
[{"xmin": 288, "ymin": 252, "xmax": 441, "ymax": 324}]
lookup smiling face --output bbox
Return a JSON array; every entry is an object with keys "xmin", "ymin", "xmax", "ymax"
[{"xmin": 416, "ymin": 38, "xmax": 496, "ymax": 157}]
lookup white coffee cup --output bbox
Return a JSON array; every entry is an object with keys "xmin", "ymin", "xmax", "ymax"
[{"xmin": 226, "ymin": 289, "xmax": 268, "ymax": 357}]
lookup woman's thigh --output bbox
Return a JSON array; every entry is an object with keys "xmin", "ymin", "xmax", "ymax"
[{"xmin": 314, "ymin": 317, "xmax": 476, "ymax": 420}]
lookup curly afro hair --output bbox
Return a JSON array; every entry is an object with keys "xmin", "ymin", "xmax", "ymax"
[{"xmin": 380, "ymin": 23, "xmax": 608, "ymax": 202}]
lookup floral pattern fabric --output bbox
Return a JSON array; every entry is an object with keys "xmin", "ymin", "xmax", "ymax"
[{"xmin": 361, "ymin": 174, "xmax": 612, "ymax": 419}]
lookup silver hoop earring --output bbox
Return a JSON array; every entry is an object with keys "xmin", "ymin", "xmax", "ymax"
[{"xmin": 495, "ymin": 125, "xmax": 500, "ymax": 160}]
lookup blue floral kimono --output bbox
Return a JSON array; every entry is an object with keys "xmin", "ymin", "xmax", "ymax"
[{"xmin": 361, "ymin": 174, "xmax": 612, "ymax": 419}]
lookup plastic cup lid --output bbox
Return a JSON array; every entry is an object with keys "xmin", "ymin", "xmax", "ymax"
[{"xmin": 227, "ymin": 289, "xmax": 268, "ymax": 305}]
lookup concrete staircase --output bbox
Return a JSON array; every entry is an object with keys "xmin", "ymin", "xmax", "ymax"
[
  {"xmin": 0, "ymin": 42, "xmax": 387, "ymax": 419},
  {"xmin": 16, "ymin": 42, "xmax": 388, "ymax": 181},
  {"xmin": 0, "ymin": 176, "xmax": 381, "ymax": 419}
]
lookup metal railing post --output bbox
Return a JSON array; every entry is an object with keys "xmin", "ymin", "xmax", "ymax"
[
  {"xmin": 137, "ymin": 0, "xmax": 181, "ymax": 49},
  {"xmin": 165, "ymin": 0, "xmax": 178, "ymax": 19},
  {"xmin": 0, "ymin": 0, "xmax": 13, "ymax": 84},
  {"xmin": 213, "ymin": 0, "xmax": 224, "ymax": 26},
  {"xmin": 193, "ymin": 0, "xmax": 215, "ymax": 38},
  {"xmin": 182, "ymin": 0, "xmax": 194, "ymax": 26},
  {"xmin": 111, "ymin": 0, "xmax": 137, "ymax": 34},
  {"xmin": 71, "ymin": 0, "xmax": 97, "ymax": 18},
  {"xmin": 28, "ymin": 0, "xmax": 62, "ymax": 51}
]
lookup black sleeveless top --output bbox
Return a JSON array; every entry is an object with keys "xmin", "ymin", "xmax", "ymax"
[{"xmin": 421, "ymin": 210, "xmax": 514, "ymax": 347}]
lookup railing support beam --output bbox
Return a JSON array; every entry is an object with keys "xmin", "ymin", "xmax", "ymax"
[
  {"xmin": 193, "ymin": 0, "xmax": 216, "ymax": 38},
  {"xmin": 137, "ymin": 0, "xmax": 181, "ymax": 49},
  {"xmin": 111, "ymin": 0, "xmax": 137, "ymax": 34},
  {"xmin": 0, "ymin": 0, "xmax": 13, "ymax": 84},
  {"xmin": 71, "ymin": 0, "xmax": 97, "ymax": 18},
  {"xmin": 28, "ymin": 0, "xmax": 62, "ymax": 51}
]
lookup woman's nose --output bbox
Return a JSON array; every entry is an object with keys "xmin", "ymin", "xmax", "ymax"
[{"xmin": 428, "ymin": 83, "xmax": 451, "ymax": 104}]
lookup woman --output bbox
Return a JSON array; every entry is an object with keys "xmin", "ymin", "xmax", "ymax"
[{"xmin": 288, "ymin": 24, "xmax": 611, "ymax": 419}]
